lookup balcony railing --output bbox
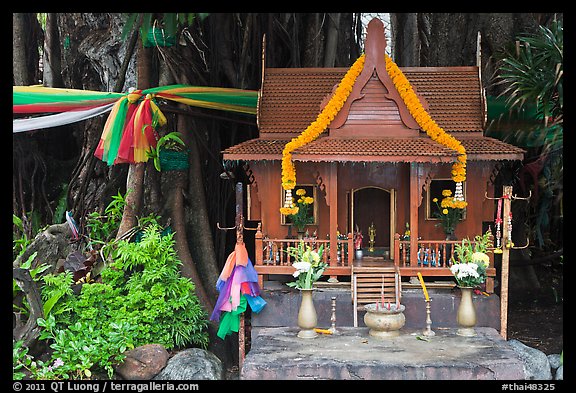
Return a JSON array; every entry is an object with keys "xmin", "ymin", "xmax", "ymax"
[
  {"xmin": 393, "ymin": 233, "xmax": 496, "ymax": 293},
  {"xmin": 252, "ymin": 229, "xmax": 496, "ymax": 293},
  {"xmin": 254, "ymin": 230, "xmax": 353, "ymax": 280}
]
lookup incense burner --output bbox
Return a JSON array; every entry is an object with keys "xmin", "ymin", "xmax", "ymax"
[{"xmin": 363, "ymin": 303, "xmax": 405, "ymax": 338}]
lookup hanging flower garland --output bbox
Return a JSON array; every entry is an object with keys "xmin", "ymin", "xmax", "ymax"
[
  {"xmin": 280, "ymin": 54, "xmax": 366, "ymax": 215},
  {"xmin": 280, "ymin": 53, "xmax": 469, "ymax": 215},
  {"xmin": 384, "ymin": 54, "xmax": 467, "ymax": 200}
]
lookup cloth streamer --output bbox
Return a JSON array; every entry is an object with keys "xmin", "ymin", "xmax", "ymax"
[
  {"xmin": 14, "ymin": 84, "xmax": 258, "ymax": 165},
  {"xmin": 210, "ymin": 242, "xmax": 266, "ymax": 339}
]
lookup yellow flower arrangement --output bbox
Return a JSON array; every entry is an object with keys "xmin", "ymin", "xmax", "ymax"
[
  {"xmin": 288, "ymin": 188, "xmax": 315, "ymax": 232},
  {"xmin": 433, "ymin": 189, "xmax": 468, "ymax": 236},
  {"xmin": 280, "ymin": 53, "xmax": 468, "ymax": 215}
]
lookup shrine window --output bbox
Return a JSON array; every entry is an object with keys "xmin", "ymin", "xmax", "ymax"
[
  {"xmin": 281, "ymin": 184, "xmax": 318, "ymax": 226},
  {"xmin": 425, "ymin": 179, "xmax": 467, "ymax": 220}
]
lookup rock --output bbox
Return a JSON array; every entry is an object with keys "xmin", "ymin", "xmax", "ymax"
[
  {"xmin": 547, "ymin": 353, "xmax": 562, "ymax": 370},
  {"xmin": 116, "ymin": 344, "xmax": 170, "ymax": 380},
  {"xmin": 555, "ymin": 365, "xmax": 563, "ymax": 380},
  {"xmin": 13, "ymin": 223, "xmax": 77, "ymax": 273},
  {"xmin": 508, "ymin": 339, "xmax": 552, "ymax": 380},
  {"xmin": 153, "ymin": 348, "xmax": 223, "ymax": 380}
]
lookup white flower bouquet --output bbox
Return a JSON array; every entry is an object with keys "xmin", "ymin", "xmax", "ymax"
[
  {"xmin": 286, "ymin": 241, "xmax": 327, "ymax": 289},
  {"xmin": 450, "ymin": 231, "xmax": 493, "ymax": 288}
]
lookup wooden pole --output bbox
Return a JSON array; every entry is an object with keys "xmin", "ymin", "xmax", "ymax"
[
  {"xmin": 234, "ymin": 182, "xmax": 246, "ymax": 371},
  {"xmin": 409, "ymin": 163, "xmax": 419, "ymax": 266},
  {"xmin": 500, "ymin": 185, "xmax": 513, "ymax": 339},
  {"xmin": 329, "ymin": 162, "xmax": 339, "ymax": 281}
]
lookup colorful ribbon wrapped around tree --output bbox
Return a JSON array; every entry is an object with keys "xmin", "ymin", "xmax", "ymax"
[
  {"xmin": 13, "ymin": 84, "xmax": 258, "ymax": 164},
  {"xmin": 210, "ymin": 242, "xmax": 266, "ymax": 339}
]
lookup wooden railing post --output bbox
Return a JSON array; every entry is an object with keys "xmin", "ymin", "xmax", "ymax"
[
  {"xmin": 255, "ymin": 223, "xmax": 264, "ymax": 288},
  {"xmin": 347, "ymin": 233, "xmax": 353, "ymax": 266},
  {"xmin": 393, "ymin": 233, "xmax": 400, "ymax": 268}
]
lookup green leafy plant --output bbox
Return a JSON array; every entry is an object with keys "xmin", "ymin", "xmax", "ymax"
[
  {"xmin": 86, "ymin": 190, "xmax": 127, "ymax": 244},
  {"xmin": 121, "ymin": 13, "xmax": 210, "ymax": 47},
  {"xmin": 146, "ymin": 131, "xmax": 186, "ymax": 171},
  {"xmin": 52, "ymin": 183, "xmax": 68, "ymax": 225},
  {"xmin": 13, "ymin": 214, "xmax": 31, "ymax": 260},
  {"xmin": 107, "ymin": 222, "xmax": 209, "ymax": 348},
  {"xmin": 13, "ymin": 340, "xmax": 33, "ymax": 380},
  {"xmin": 17, "ymin": 193, "xmax": 208, "ymax": 380},
  {"xmin": 37, "ymin": 314, "xmax": 135, "ymax": 379},
  {"xmin": 34, "ymin": 219, "xmax": 208, "ymax": 379},
  {"xmin": 41, "ymin": 271, "xmax": 75, "ymax": 318}
]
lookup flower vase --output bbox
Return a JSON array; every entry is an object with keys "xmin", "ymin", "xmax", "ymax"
[
  {"xmin": 297, "ymin": 230, "xmax": 305, "ymax": 240},
  {"xmin": 456, "ymin": 286, "xmax": 477, "ymax": 336},
  {"xmin": 297, "ymin": 288, "xmax": 318, "ymax": 338}
]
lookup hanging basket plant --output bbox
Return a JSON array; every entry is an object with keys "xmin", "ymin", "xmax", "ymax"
[
  {"xmin": 158, "ymin": 148, "xmax": 189, "ymax": 172},
  {"xmin": 147, "ymin": 131, "xmax": 189, "ymax": 171}
]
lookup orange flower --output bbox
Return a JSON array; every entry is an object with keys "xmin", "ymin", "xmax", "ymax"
[{"xmin": 385, "ymin": 55, "xmax": 466, "ymax": 184}]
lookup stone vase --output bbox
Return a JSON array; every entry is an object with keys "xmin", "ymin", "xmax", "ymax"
[
  {"xmin": 297, "ymin": 288, "xmax": 318, "ymax": 338},
  {"xmin": 456, "ymin": 286, "xmax": 477, "ymax": 336},
  {"xmin": 363, "ymin": 303, "xmax": 406, "ymax": 338}
]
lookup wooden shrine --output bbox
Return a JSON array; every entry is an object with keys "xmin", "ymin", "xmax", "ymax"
[{"xmin": 222, "ymin": 18, "xmax": 525, "ymax": 289}]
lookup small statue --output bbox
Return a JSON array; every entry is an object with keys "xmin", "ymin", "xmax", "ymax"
[
  {"xmin": 368, "ymin": 222, "xmax": 376, "ymax": 252},
  {"xmin": 354, "ymin": 225, "xmax": 363, "ymax": 250}
]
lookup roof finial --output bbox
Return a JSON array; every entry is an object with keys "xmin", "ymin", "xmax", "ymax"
[{"xmin": 365, "ymin": 18, "xmax": 387, "ymax": 63}]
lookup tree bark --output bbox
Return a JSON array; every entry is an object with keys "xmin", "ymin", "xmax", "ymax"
[
  {"xmin": 391, "ymin": 13, "xmax": 420, "ymax": 67},
  {"xmin": 164, "ymin": 165, "xmax": 214, "ymax": 311},
  {"xmin": 183, "ymin": 119, "xmax": 221, "ymax": 302},
  {"xmin": 302, "ymin": 13, "xmax": 322, "ymax": 67},
  {"xmin": 43, "ymin": 13, "xmax": 65, "ymax": 87},
  {"xmin": 323, "ymin": 13, "xmax": 341, "ymax": 67},
  {"xmin": 13, "ymin": 13, "xmax": 33, "ymax": 86}
]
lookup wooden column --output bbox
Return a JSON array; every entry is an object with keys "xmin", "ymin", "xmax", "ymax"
[
  {"xmin": 409, "ymin": 163, "xmax": 419, "ymax": 266},
  {"xmin": 329, "ymin": 162, "xmax": 339, "ymax": 281},
  {"xmin": 500, "ymin": 185, "xmax": 513, "ymax": 339}
]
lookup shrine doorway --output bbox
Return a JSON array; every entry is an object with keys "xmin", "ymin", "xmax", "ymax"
[{"xmin": 350, "ymin": 186, "xmax": 396, "ymax": 260}]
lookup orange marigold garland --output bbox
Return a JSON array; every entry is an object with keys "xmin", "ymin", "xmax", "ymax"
[
  {"xmin": 280, "ymin": 54, "xmax": 366, "ymax": 214},
  {"xmin": 384, "ymin": 54, "xmax": 467, "ymax": 200},
  {"xmin": 280, "ymin": 53, "xmax": 468, "ymax": 215}
]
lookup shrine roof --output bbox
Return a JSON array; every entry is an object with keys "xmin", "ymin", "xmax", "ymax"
[
  {"xmin": 257, "ymin": 66, "xmax": 485, "ymax": 135},
  {"xmin": 221, "ymin": 134, "xmax": 525, "ymax": 162}
]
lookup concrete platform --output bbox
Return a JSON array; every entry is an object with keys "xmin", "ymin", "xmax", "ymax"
[{"xmin": 241, "ymin": 327, "xmax": 526, "ymax": 380}]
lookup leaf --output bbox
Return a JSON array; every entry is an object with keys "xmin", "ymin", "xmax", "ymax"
[
  {"xmin": 416, "ymin": 335, "xmax": 429, "ymax": 342},
  {"xmin": 21, "ymin": 251, "xmax": 38, "ymax": 269},
  {"xmin": 13, "ymin": 214, "xmax": 23, "ymax": 229},
  {"xmin": 43, "ymin": 292, "xmax": 65, "ymax": 316}
]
